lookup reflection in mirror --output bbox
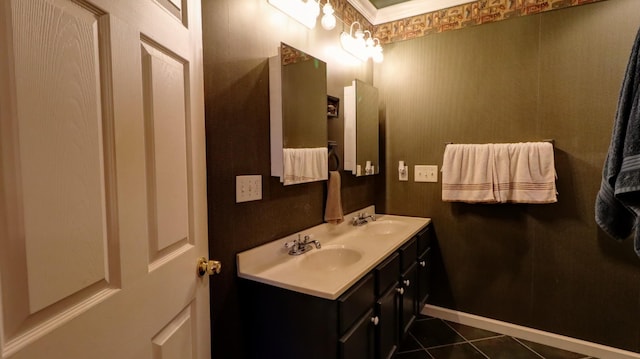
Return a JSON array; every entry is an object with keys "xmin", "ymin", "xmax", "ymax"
[
  {"xmin": 269, "ymin": 43, "xmax": 328, "ymax": 185},
  {"xmin": 344, "ymin": 79, "xmax": 379, "ymax": 176}
]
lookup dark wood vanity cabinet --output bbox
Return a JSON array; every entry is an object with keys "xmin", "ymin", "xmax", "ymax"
[{"xmin": 240, "ymin": 223, "xmax": 433, "ymax": 359}]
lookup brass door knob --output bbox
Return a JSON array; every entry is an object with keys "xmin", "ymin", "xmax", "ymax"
[{"xmin": 197, "ymin": 257, "xmax": 222, "ymax": 276}]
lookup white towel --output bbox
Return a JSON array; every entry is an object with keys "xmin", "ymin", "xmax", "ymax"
[
  {"xmin": 282, "ymin": 148, "xmax": 328, "ymax": 185},
  {"xmin": 442, "ymin": 142, "xmax": 557, "ymax": 204},
  {"xmin": 442, "ymin": 144, "xmax": 498, "ymax": 203},
  {"xmin": 492, "ymin": 143, "xmax": 511, "ymax": 203},
  {"xmin": 504, "ymin": 142, "xmax": 557, "ymax": 204}
]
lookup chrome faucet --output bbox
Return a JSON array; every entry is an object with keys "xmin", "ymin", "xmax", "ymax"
[
  {"xmin": 284, "ymin": 234, "xmax": 321, "ymax": 255},
  {"xmin": 352, "ymin": 212, "xmax": 376, "ymax": 226}
]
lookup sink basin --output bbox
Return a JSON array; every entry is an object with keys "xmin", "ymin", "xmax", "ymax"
[
  {"xmin": 300, "ymin": 246, "xmax": 362, "ymax": 271},
  {"xmin": 361, "ymin": 220, "xmax": 406, "ymax": 235}
]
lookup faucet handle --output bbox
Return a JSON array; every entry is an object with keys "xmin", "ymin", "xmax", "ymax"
[
  {"xmin": 284, "ymin": 237, "xmax": 298, "ymax": 249},
  {"xmin": 303, "ymin": 234, "xmax": 321, "ymax": 249}
]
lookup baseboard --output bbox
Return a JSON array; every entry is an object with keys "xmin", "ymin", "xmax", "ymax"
[{"xmin": 422, "ymin": 304, "xmax": 640, "ymax": 359}]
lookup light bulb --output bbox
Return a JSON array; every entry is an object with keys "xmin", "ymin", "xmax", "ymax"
[
  {"xmin": 365, "ymin": 38, "xmax": 374, "ymax": 47},
  {"xmin": 372, "ymin": 45, "xmax": 384, "ymax": 63},
  {"xmin": 321, "ymin": 2, "xmax": 336, "ymax": 30}
]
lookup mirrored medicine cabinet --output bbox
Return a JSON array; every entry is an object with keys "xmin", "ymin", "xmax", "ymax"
[
  {"xmin": 344, "ymin": 79, "xmax": 379, "ymax": 176},
  {"xmin": 269, "ymin": 43, "xmax": 328, "ymax": 185}
]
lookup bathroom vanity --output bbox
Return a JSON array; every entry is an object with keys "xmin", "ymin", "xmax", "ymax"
[{"xmin": 237, "ymin": 208, "xmax": 433, "ymax": 359}]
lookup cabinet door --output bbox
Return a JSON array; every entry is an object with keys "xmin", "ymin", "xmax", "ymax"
[
  {"xmin": 417, "ymin": 247, "xmax": 432, "ymax": 311},
  {"xmin": 339, "ymin": 273, "xmax": 375, "ymax": 334},
  {"xmin": 400, "ymin": 263, "xmax": 418, "ymax": 339},
  {"xmin": 340, "ymin": 308, "xmax": 375, "ymax": 359},
  {"xmin": 376, "ymin": 283, "xmax": 399, "ymax": 359}
]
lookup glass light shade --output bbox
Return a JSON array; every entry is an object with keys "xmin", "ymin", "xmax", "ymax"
[
  {"xmin": 321, "ymin": 14, "xmax": 336, "ymax": 30},
  {"xmin": 340, "ymin": 31, "xmax": 369, "ymax": 62},
  {"xmin": 321, "ymin": 3, "xmax": 336, "ymax": 30},
  {"xmin": 364, "ymin": 31, "xmax": 374, "ymax": 47},
  {"xmin": 372, "ymin": 45, "xmax": 384, "ymax": 63}
]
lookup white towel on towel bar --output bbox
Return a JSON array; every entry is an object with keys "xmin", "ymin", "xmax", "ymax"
[
  {"xmin": 442, "ymin": 144, "xmax": 498, "ymax": 203},
  {"xmin": 492, "ymin": 143, "xmax": 511, "ymax": 203},
  {"xmin": 442, "ymin": 142, "xmax": 557, "ymax": 204},
  {"xmin": 282, "ymin": 148, "xmax": 328, "ymax": 185},
  {"xmin": 504, "ymin": 142, "xmax": 557, "ymax": 203}
]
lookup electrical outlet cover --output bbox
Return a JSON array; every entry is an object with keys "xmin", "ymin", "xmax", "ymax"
[
  {"xmin": 399, "ymin": 166, "xmax": 408, "ymax": 181},
  {"xmin": 236, "ymin": 175, "xmax": 262, "ymax": 202}
]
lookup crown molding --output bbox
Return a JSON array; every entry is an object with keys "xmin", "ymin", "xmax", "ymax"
[{"xmin": 346, "ymin": 0, "xmax": 473, "ymax": 25}]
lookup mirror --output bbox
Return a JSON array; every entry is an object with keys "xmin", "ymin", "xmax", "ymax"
[
  {"xmin": 269, "ymin": 43, "xmax": 328, "ymax": 185},
  {"xmin": 344, "ymin": 79, "xmax": 379, "ymax": 176}
]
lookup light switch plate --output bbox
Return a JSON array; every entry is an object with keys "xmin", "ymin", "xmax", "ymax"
[
  {"xmin": 236, "ymin": 175, "xmax": 262, "ymax": 202},
  {"xmin": 415, "ymin": 165, "xmax": 438, "ymax": 182}
]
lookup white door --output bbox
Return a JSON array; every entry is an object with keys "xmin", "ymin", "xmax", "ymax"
[{"xmin": 0, "ymin": 0, "xmax": 212, "ymax": 358}]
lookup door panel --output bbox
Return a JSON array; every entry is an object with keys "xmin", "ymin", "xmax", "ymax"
[
  {"xmin": 0, "ymin": 0, "xmax": 209, "ymax": 358},
  {"xmin": 141, "ymin": 40, "xmax": 191, "ymax": 262},
  {"xmin": 0, "ymin": 0, "xmax": 119, "ymax": 348},
  {"xmin": 152, "ymin": 304, "xmax": 195, "ymax": 359},
  {"xmin": 14, "ymin": 0, "xmax": 111, "ymax": 315}
]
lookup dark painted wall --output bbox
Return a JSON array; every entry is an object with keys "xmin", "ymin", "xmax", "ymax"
[
  {"xmin": 375, "ymin": 0, "xmax": 640, "ymax": 353},
  {"xmin": 201, "ymin": 1, "xmax": 375, "ymax": 357}
]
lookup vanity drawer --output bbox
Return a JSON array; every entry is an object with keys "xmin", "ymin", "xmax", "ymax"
[
  {"xmin": 399, "ymin": 238, "xmax": 417, "ymax": 272},
  {"xmin": 417, "ymin": 224, "xmax": 432, "ymax": 256},
  {"xmin": 375, "ymin": 252, "xmax": 399, "ymax": 296},
  {"xmin": 338, "ymin": 273, "xmax": 375, "ymax": 334}
]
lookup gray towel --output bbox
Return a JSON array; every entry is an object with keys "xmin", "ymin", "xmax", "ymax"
[{"xmin": 596, "ymin": 27, "xmax": 640, "ymax": 256}]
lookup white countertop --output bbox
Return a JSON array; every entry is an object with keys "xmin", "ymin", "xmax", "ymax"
[{"xmin": 236, "ymin": 206, "xmax": 431, "ymax": 300}]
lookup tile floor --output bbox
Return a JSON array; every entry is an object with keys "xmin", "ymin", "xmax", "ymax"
[{"xmin": 396, "ymin": 315, "xmax": 598, "ymax": 359}]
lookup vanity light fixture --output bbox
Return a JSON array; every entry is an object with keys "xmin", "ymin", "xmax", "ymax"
[
  {"xmin": 340, "ymin": 21, "xmax": 369, "ymax": 61},
  {"xmin": 268, "ymin": 0, "xmax": 320, "ymax": 29},
  {"xmin": 340, "ymin": 21, "xmax": 384, "ymax": 63}
]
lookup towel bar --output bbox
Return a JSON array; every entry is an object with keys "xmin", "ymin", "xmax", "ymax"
[{"xmin": 445, "ymin": 139, "xmax": 555, "ymax": 147}]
